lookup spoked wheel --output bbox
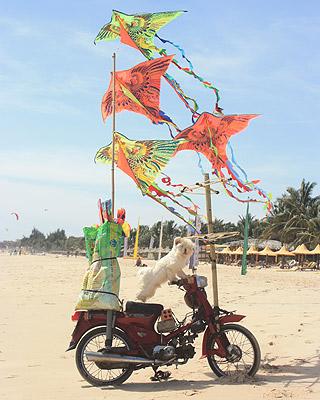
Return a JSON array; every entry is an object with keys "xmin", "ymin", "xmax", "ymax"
[
  {"xmin": 206, "ymin": 323, "xmax": 261, "ymax": 377},
  {"xmin": 76, "ymin": 326, "xmax": 134, "ymax": 386}
]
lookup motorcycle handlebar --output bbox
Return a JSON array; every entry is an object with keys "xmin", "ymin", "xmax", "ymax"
[{"xmin": 168, "ymin": 279, "xmax": 183, "ymax": 286}]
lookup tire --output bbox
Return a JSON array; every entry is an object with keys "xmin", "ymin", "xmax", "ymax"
[
  {"xmin": 206, "ymin": 323, "xmax": 261, "ymax": 377},
  {"xmin": 75, "ymin": 326, "xmax": 134, "ymax": 386}
]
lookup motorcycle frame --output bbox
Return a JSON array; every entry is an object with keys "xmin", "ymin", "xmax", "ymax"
[{"xmin": 67, "ymin": 276, "xmax": 245, "ymax": 359}]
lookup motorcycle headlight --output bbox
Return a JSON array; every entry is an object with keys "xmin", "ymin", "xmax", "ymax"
[{"xmin": 196, "ymin": 275, "xmax": 208, "ymax": 288}]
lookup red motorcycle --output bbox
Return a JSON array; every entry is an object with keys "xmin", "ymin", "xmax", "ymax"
[{"xmin": 67, "ymin": 275, "xmax": 261, "ymax": 386}]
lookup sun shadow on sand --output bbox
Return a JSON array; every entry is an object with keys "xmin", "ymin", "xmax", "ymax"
[
  {"xmin": 254, "ymin": 354, "xmax": 320, "ymax": 389},
  {"xmin": 204, "ymin": 353, "xmax": 320, "ymax": 389},
  {"xmin": 81, "ymin": 378, "xmax": 221, "ymax": 392},
  {"xmin": 81, "ymin": 353, "xmax": 320, "ymax": 392}
]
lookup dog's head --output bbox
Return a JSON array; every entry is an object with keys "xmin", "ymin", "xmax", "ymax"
[{"xmin": 173, "ymin": 237, "xmax": 195, "ymax": 258}]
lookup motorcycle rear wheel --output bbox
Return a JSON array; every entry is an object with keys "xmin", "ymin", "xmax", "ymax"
[
  {"xmin": 206, "ymin": 323, "xmax": 261, "ymax": 377},
  {"xmin": 76, "ymin": 326, "xmax": 134, "ymax": 386}
]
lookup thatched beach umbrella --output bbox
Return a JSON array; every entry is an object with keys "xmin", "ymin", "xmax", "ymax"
[
  {"xmin": 310, "ymin": 244, "xmax": 320, "ymax": 267},
  {"xmin": 275, "ymin": 246, "xmax": 294, "ymax": 267},
  {"xmin": 310, "ymin": 244, "xmax": 320, "ymax": 254},
  {"xmin": 233, "ymin": 247, "xmax": 243, "ymax": 257},
  {"xmin": 259, "ymin": 245, "xmax": 277, "ymax": 256},
  {"xmin": 247, "ymin": 245, "xmax": 259, "ymax": 255},
  {"xmin": 234, "ymin": 247, "xmax": 243, "ymax": 264},
  {"xmin": 258, "ymin": 245, "xmax": 277, "ymax": 266},
  {"xmin": 293, "ymin": 244, "xmax": 311, "ymax": 255},
  {"xmin": 247, "ymin": 245, "xmax": 259, "ymax": 265},
  {"xmin": 221, "ymin": 246, "xmax": 232, "ymax": 254},
  {"xmin": 276, "ymin": 246, "xmax": 293, "ymax": 256},
  {"xmin": 219, "ymin": 246, "xmax": 232, "ymax": 264},
  {"xmin": 293, "ymin": 244, "xmax": 311, "ymax": 264},
  {"xmin": 229, "ymin": 247, "xmax": 243, "ymax": 263}
]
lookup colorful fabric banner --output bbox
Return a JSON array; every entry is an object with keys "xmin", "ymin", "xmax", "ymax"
[{"xmin": 76, "ymin": 222, "xmax": 123, "ymax": 311}]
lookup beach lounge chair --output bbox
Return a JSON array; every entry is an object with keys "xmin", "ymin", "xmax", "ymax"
[{"xmin": 299, "ymin": 261, "xmax": 317, "ymax": 271}]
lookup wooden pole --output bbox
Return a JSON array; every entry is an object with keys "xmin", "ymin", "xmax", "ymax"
[
  {"xmin": 204, "ymin": 173, "xmax": 219, "ymax": 308},
  {"xmin": 111, "ymin": 52, "xmax": 116, "ymax": 219}
]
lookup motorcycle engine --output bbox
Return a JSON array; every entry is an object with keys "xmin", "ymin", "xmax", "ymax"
[{"xmin": 152, "ymin": 345, "xmax": 176, "ymax": 361}]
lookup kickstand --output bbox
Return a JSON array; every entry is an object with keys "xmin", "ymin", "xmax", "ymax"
[{"xmin": 150, "ymin": 367, "xmax": 171, "ymax": 382}]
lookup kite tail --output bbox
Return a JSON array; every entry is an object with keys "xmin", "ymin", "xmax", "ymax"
[
  {"xmin": 164, "ymin": 73, "xmax": 199, "ymax": 118},
  {"xmin": 157, "ymin": 35, "xmax": 221, "ymax": 107},
  {"xmin": 156, "ymin": 34, "xmax": 194, "ymax": 70},
  {"xmin": 215, "ymin": 167, "xmax": 271, "ymax": 212},
  {"xmin": 227, "ymin": 142, "xmax": 249, "ymax": 183},
  {"xmin": 225, "ymin": 146, "xmax": 272, "ymax": 211},
  {"xmin": 149, "ymin": 183, "xmax": 198, "ymax": 216},
  {"xmin": 157, "ymin": 110, "xmax": 181, "ymax": 136},
  {"xmin": 196, "ymin": 152, "xmax": 205, "ymax": 175},
  {"xmin": 146, "ymin": 190, "xmax": 198, "ymax": 231},
  {"xmin": 216, "ymin": 169, "xmax": 258, "ymax": 204}
]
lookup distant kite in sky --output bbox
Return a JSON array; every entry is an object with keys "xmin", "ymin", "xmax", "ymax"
[
  {"xmin": 10, "ymin": 212, "xmax": 19, "ymax": 220},
  {"xmin": 101, "ymin": 55, "xmax": 178, "ymax": 129}
]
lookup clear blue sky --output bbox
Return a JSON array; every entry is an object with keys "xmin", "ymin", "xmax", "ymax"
[{"xmin": 1, "ymin": 0, "xmax": 319, "ymax": 240}]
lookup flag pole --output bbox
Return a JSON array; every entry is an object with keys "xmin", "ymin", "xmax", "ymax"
[
  {"xmin": 111, "ymin": 52, "xmax": 116, "ymax": 219},
  {"xmin": 204, "ymin": 173, "xmax": 219, "ymax": 309},
  {"xmin": 241, "ymin": 202, "xmax": 250, "ymax": 275}
]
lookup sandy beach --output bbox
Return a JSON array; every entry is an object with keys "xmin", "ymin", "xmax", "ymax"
[{"xmin": 0, "ymin": 254, "xmax": 319, "ymax": 400}]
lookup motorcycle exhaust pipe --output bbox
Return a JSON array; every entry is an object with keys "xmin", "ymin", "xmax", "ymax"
[{"xmin": 85, "ymin": 351, "xmax": 155, "ymax": 366}]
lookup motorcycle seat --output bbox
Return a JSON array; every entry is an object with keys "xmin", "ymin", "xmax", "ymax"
[{"xmin": 125, "ymin": 301, "xmax": 163, "ymax": 317}]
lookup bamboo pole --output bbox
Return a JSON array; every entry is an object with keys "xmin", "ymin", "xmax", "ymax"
[
  {"xmin": 204, "ymin": 173, "xmax": 219, "ymax": 308},
  {"xmin": 111, "ymin": 52, "xmax": 116, "ymax": 219}
]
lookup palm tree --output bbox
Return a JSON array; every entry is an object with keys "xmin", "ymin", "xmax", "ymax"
[{"xmin": 263, "ymin": 179, "xmax": 320, "ymax": 247}]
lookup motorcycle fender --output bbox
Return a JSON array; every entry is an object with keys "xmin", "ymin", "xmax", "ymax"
[
  {"xmin": 66, "ymin": 312, "xmax": 107, "ymax": 351},
  {"xmin": 219, "ymin": 314, "xmax": 245, "ymax": 324},
  {"xmin": 201, "ymin": 314, "xmax": 245, "ymax": 358}
]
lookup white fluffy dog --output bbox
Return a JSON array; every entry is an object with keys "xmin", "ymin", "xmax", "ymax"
[{"xmin": 135, "ymin": 237, "xmax": 194, "ymax": 302}]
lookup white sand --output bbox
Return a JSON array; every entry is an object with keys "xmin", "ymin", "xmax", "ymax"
[{"xmin": 0, "ymin": 254, "xmax": 319, "ymax": 399}]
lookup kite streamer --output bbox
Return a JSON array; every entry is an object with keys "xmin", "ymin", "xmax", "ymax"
[{"xmin": 157, "ymin": 35, "xmax": 220, "ymax": 106}]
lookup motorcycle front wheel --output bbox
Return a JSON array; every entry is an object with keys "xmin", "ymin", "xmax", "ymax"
[
  {"xmin": 76, "ymin": 326, "xmax": 134, "ymax": 386},
  {"xmin": 206, "ymin": 323, "xmax": 261, "ymax": 377}
]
